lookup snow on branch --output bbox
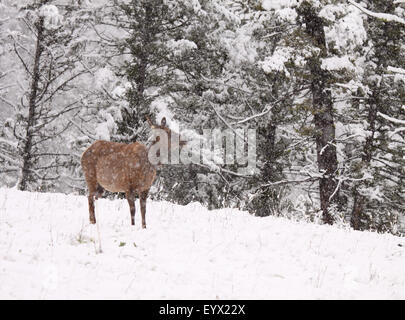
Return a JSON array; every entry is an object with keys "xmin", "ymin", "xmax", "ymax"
[
  {"xmin": 208, "ymin": 101, "xmax": 246, "ymax": 142},
  {"xmin": 378, "ymin": 112, "xmax": 405, "ymax": 125},
  {"xmin": 0, "ymin": 95, "xmax": 18, "ymax": 110},
  {"xmin": 348, "ymin": 0, "xmax": 405, "ymax": 25},
  {"xmin": 39, "ymin": 5, "xmax": 63, "ymax": 29},
  {"xmin": 388, "ymin": 66, "xmax": 405, "ymax": 75}
]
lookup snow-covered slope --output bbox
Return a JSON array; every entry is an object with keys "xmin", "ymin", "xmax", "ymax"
[{"xmin": 0, "ymin": 188, "xmax": 404, "ymax": 299}]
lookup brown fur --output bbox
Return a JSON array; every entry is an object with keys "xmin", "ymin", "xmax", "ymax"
[{"xmin": 81, "ymin": 117, "xmax": 181, "ymax": 228}]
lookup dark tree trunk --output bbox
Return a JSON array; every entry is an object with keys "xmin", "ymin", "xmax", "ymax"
[
  {"xmin": 311, "ymin": 61, "xmax": 339, "ymax": 225},
  {"xmin": 351, "ymin": 190, "xmax": 364, "ymax": 230},
  {"xmin": 350, "ymin": 92, "xmax": 379, "ymax": 230},
  {"xmin": 300, "ymin": 2, "xmax": 339, "ymax": 224},
  {"xmin": 18, "ymin": 17, "xmax": 45, "ymax": 191},
  {"xmin": 263, "ymin": 123, "xmax": 277, "ymax": 176}
]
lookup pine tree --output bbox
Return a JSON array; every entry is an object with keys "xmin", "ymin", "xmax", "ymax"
[
  {"xmin": 4, "ymin": 0, "xmax": 94, "ymax": 191},
  {"xmin": 346, "ymin": 0, "xmax": 405, "ymax": 232},
  {"xmin": 101, "ymin": 0, "xmax": 241, "ymax": 206}
]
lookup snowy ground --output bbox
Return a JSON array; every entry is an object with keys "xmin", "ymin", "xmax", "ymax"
[{"xmin": 0, "ymin": 188, "xmax": 404, "ymax": 299}]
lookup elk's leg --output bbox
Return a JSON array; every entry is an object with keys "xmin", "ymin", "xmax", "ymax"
[
  {"xmin": 126, "ymin": 190, "xmax": 136, "ymax": 226},
  {"xmin": 88, "ymin": 195, "xmax": 96, "ymax": 224},
  {"xmin": 87, "ymin": 183, "xmax": 97, "ymax": 224},
  {"xmin": 83, "ymin": 171, "xmax": 97, "ymax": 224},
  {"xmin": 139, "ymin": 189, "xmax": 149, "ymax": 229},
  {"xmin": 95, "ymin": 183, "xmax": 104, "ymax": 200}
]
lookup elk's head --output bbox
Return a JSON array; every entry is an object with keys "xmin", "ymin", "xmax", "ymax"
[{"xmin": 146, "ymin": 116, "xmax": 187, "ymax": 165}]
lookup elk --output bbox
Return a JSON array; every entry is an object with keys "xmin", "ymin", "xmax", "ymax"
[{"xmin": 81, "ymin": 117, "xmax": 184, "ymax": 228}]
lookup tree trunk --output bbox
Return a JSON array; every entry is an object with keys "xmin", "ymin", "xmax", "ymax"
[
  {"xmin": 301, "ymin": 3, "xmax": 339, "ymax": 224},
  {"xmin": 350, "ymin": 92, "xmax": 378, "ymax": 230},
  {"xmin": 18, "ymin": 17, "xmax": 45, "ymax": 191},
  {"xmin": 311, "ymin": 61, "xmax": 339, "ymax": 225}
]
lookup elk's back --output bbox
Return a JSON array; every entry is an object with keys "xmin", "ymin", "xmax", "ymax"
[{"xmin": 81, "ymin": 140, "xmax": 156, "ymax": 193}]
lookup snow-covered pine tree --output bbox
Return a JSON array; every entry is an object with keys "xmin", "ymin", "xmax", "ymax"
[
  {"xmin": 295, "ymin": 1, "xmax": 341, "ymax": 224},
  {"xmin": 3, "ymin": 0, "xmax": 94, "ymax": 191},
  {"xmin": 344, "ymin": 0, "xmax": 405, "ymax": 233},
  {"xmin": 225, "ymin": 1, "xmax": 306, "ymax": 216},
  {"xmin": 221, "ymin": 1, "xmax": 346, "ymax": 222},
  {"xmin": 96, "ymin": 0, "xmax": 244, "ymax": 207}
]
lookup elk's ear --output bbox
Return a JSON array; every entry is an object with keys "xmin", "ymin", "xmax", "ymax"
[{"xmin": 161, "ymin": 117, "xmax": 167, "ymax": 127}]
